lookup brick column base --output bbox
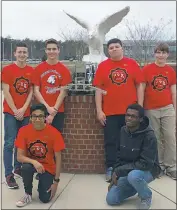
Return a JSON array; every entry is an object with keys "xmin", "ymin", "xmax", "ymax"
[{"xmin": 61, "ymin": 95, "xmax": 105, "ymax": 173}]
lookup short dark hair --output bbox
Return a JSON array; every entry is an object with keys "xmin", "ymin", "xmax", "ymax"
[
  {"xmin": 30, "ymin": 104, "xmax": 48, "ymax": 117},
  {"xmin": 126, "ymin": 103, "xmax": 145, "ymax": 118},
  {"xmin": 14, "ymin": 42, "xmax": 28, "ymax": 52},
  {"xmin": 107, "ymin": 38, "xmax": 122, "ymax": 48},
  {"xmin": 45, "ymin": 38, "xmax": 59, "ymax": 49},
  {"xmin": 154, "ymin": 43, "xmax": 169, "ymax": 53}
]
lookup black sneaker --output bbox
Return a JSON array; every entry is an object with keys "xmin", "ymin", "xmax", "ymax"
[
  {"xmin": 6, "ymin": 174, "xmax": 19, "ymax": 189},
  {"xmin": 157, "ymin": 169, "xmax": 165, "ymax": 179}
]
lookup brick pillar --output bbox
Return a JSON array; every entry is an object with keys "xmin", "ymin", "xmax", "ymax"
[{"xmin": 61, "ymin": 95, "xmax": 105, "ymax": 173}]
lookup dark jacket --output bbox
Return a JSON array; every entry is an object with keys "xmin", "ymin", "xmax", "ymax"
[{"xmin": 113, "ymin": 116, "xmax": 161, "ymax": 179}]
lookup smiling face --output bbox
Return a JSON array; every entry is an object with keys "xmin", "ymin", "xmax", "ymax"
[
  {"xmin": 45, "ymin": 43, "xmax": 60, "ymax": 61},
  {"xmin": 155, "ymin": 50, "xmax": 169, "ymax": 65},
  {"xmin": 154, "ymin": 43, "xmax": 169, "ymax": 65},
  {"xmin": 14, "ymin": 47, "xmax": 28, "ymax": 63},
  {"xmin": 125, "ymin": 109, "xmax": 141, "ymax": 129},
  {"xmin": 30, "ymin": 109, "xmax": 46, "ymax": 130}
]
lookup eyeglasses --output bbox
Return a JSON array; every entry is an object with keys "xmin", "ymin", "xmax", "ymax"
[
  {"xmin": 31, "ymin": 115, "xmax": 45, "ymax": 120},
  {"xmin": 125, "ymin": 114, "xmax": 139, "ymax": 119}
]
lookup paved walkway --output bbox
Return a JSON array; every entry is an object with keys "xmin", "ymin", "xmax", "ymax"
[{"xmin": 0, "ymin": 92, "xmax": 176, "ymax": 209}]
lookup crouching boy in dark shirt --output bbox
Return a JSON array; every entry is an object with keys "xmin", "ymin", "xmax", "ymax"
[{"xmin": 106, "ymin": 104, "xmax": 161, "ymax": 210}]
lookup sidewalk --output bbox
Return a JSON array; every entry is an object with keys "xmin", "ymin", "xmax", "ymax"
[
  {"xmin": 0, "ymin": 92, "xmax": 176, "ymax": 209},
  {"xmin": 1, "ymin": 171, "xmax": 176, "ymax": 209}
]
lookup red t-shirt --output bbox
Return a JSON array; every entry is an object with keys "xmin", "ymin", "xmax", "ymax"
[
  {"xmin": 92, "ymin": 57, "xmax": 144, "ymax": 116},
  {"xmin": 32, "ymin": 61, "xmax": 72, "ymax": 112},
  {"xmin": 1, "ymin": 63, "xmax": 34, "ymax": 116},
  {"xmin": 15, "ymin": 124, "xmax": 65, "ymax": 175},
  {"xmin": 142, "ymin": 63, "xmax": 176, "ymax": 109}
]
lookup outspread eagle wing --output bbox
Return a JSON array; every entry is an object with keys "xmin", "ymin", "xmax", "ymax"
[
  {"xmin": 63, "ymin": 10, "xmax": 89, "ymax": 30},
  {"xmin": 98, "ymin": 6, "xmax": 130, "ymax": 35}
]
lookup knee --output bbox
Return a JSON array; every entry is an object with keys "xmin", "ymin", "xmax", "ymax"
[
  {"xmin": 106, "ymin": 188, "xmax": 121, "ymax": 206},
  {"xmin": 21, "ymin": 163, "xmax": 33, "ymax": 173},
  {"xmin": 39, "ymin": 193, "xmax": 51, "ymax": 203},
  {"xmin": 127, "ymin": 170, "xmax": 142, "ymax": 184}
]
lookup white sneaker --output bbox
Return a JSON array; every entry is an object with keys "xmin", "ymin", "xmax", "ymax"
[{"xmin": 16, "ymin": 193, "xmax": 32, "ymax": 207}]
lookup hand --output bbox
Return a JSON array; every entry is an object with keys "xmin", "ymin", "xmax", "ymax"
[
  {"xmin": 46, "ymin": 115, "xmax": 54, "ymax": 124},
  {"xmin": 97, "ymin": 110, "xmax": 106, "ymax": 126},
  {"xmin": 112, "ymin": 172, "xmax": 118, "ymax": 186},
  {"xmin": 108, "ymin": 172, "xmax": 118, "ymax": 191},
  {"xmin": 14, "ymin": 107, "xmax": 25, "ymax": 121},
  {"xmin": 46, "ymin": 106, "xmax": 57, "ymax": 116},
  {"xmin": 108, "ymin": 181, "xmax": 114, "ymax": 191},
  {"xmin": 47, "ymin": 182, "xmax": 58, "ymax": 200},
  {"xmin": 33, "ymin": 161, "xmax": 45, "ymax": 174}
]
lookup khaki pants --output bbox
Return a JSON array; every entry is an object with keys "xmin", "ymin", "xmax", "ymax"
[{"xmin": 145, "ymin": 104, "xmax": 176, "ymax": 172}]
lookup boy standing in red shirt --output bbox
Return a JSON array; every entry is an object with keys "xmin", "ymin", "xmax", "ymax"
[
  {"xmin": 32, "ymin": 39, "xmax": 72, "ymax": 132},
  {"xmin": 142, "ymin": 43, "xmax": 176, "ymax": 180},
  {"xmin": 15, "ymin": 104, "xmax": 65, "ymax": 207},
  {"xmin": 93, "ymin": 38, "xmax": 144, "ymax": 182},
  {"xmin": 1, "ymin": 42, "xmax": 33, "ymax": 189}
]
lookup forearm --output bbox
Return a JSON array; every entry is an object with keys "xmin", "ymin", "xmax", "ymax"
[
  {"xmin": 54, "ymin": 89, "xmax": 67, "ymax": 110},
  {"xmin": 3, "ymin": 90, "xmax": 17, "ymax": 112},
  {"xmin": 54, "ymin": 152, "xmax": 62, "ymax": 179},
  {"xmin": 17, "ymin": 154, "xmax": 36, "ymax": 165},
  {"xmin": 136, "ymin": 83, "xmax": 145, "ymax": 107},
  {"xmin": 34, "ymin": 88, "xmax": 49, "ymax": 108},
  {"xmin": 95, "ymin": 90, "xmax": 103, "ymax": 113},
  {"xmin": 22, "ymin": 87, "xmax": 33, "ymax": 111}
]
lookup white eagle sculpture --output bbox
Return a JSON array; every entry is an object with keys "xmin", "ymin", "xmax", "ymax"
[{"xmin": 63, "ymin": 6, "xmax": 130, "ymax": 63}]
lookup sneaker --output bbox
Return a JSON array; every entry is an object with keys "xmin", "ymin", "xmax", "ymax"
[
  {"xmin": 6, "ymin": 174, "xmax": 19, "ymax": 189},
  {"xmin": 14, "ymin": 168, "xmax": 22, "ymax": 178},
  {"xmin": 105, "ymin": 167, "xmax": 113, "ymax": 182},
  {"xmin": 157, "ymin": 169, "xmax": 165, "ymax": 179},
  {"xmin": 16, "ymin": 193, "xmax": 32, "ymax": 207},
  {"xmin": 139, "ymin": 197, "xmax": 152, "ymax": 209},
  {"xmin": 166, "ymin": 171, "xmax": 177, "ymax": 180}
]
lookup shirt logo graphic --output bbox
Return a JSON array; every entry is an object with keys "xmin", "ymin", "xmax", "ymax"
[
  {"xmin": 13, "ymin": 77, "xmax": 30, "ymax": 95},
  {"xmin": 151, "ymin": 74, "xmax": 168, "ymax": 91},
  {"xmin": 109, "ymin": 68, "xmax": 128, "ymax": 85},
  {"xmin": 47, "ymin": 75, "xmax": 57, "ymax": 85},
  {"xmin": 28, "ymin": 140, "xmax": 48, "ymax": 159}
]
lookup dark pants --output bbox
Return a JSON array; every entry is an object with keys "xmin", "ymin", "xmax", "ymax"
[
  {"xmin": 51, "ymin": 112, "xmax": 64, "ymax": 133},
  {"xmin": 21, "ymin": 163, "xmax": 54, "ymax": 203},
  {"xmin": 3, "ymin": 113, "xmax": 29, "ymax": 177},
  {"xmin": 104, "ymin": 115, "xmax": 125, "ymax": 168}
]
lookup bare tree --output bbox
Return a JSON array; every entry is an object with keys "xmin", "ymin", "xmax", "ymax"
[
  {"xmin": 57, "ymin": 27, "xmax": 88, "ymax": 60},
  {"xmin": 123, "ymin": 18, "xmax": 175, "ymax": 66}
]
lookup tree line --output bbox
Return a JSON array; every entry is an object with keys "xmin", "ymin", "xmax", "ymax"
[{"xmin": 1, "ymin": 18, "xmax": 176, "ymax": 64}]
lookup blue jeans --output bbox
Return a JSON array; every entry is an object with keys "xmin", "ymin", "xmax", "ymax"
[
  {"xmin": 3, "ymin": 113, "xmax": 30, "ymax": 177},
  {"xmin": 106, "ymin": 170, "xmax": 154, "ymax": 205}
]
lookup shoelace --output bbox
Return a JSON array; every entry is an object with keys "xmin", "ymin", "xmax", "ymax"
[
  {"xmin": 9, "ymin": 176, "xmax": 16, "ymax": 182},
  {"xmin": 19, "ymin": 194, "xmax": 31, "ymax": 203}
]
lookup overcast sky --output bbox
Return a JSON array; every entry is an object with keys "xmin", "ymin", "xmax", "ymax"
[{"xmin": 2, "ymin": 1, "xmax": 176, "ymax": 41}]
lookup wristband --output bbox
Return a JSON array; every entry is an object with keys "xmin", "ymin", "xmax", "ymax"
[{"xmin": 54, "ymin": 177, "xmax": 60, "ymax": 183}]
